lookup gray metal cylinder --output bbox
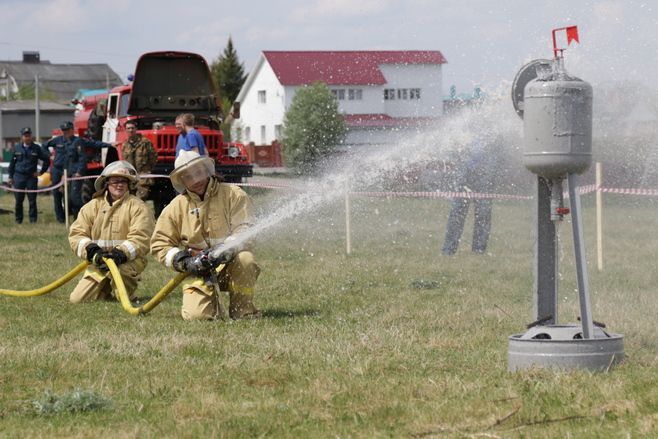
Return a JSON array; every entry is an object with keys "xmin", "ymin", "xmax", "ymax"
[{"xmin": 523, "ymin": 75, "xmax": 592, "ymax": 178}]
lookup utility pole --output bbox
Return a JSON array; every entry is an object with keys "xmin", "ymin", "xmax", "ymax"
[
  {"xmin": 35, "ymin": 74, "xmax": 41, "ymax": 143},
  {"xmin": 0, "ymin": 109, "xmax": 4, "ymax": 155}
]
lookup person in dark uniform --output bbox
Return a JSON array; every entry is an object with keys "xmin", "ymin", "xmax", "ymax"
[
  {"xmin": 8, "ymin": 127, "xmax": 51, "ymax": 224},
  {"xmin": 42, "ymin": 121, "xmax": 114, "ymax": 223}
]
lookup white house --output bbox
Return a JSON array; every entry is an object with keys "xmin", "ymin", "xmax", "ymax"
[{"xmin": 234, "ymin": 50, "xmax": 446, "ymax": 148}]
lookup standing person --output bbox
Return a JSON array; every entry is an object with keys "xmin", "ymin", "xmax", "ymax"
[
  {"xmin": 122, "ymin": 120, "xmax": 158, "ymax": 200},
  {"xmin": 42, "ymin": 121, "xmax": 114, "ymax": 222},
  {"xmin": 174, "ymin": 113, "xmax": 207, "ymax": 157},
  {"xmin": 7, "ymin": 127, "xmax": 51, "ymax": 224},
  {"xmin": 441, "ymin": 137, "xmax": 497, "ymax": 256},
  {"xmin": 151, "ymin": 150, "xmax": 260, "ymax": 321},
  {"xmin": 68, "ymin": 161, "xmax": 154, "ymax": 303}
]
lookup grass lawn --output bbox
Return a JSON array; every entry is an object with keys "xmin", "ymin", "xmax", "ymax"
[{"xmin": 0, "ymin": 187, "xmax": 656, "ymax": 438}]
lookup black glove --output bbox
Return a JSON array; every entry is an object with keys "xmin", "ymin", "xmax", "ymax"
[
  {"xmin": 172, "ymin": 250, "xmax": 214, "ymax": 276},
  {"xmin": 103, "ymin": 247, "xmax": 128, "ymax": 266},
  {"xmin": 85, "ymin": 243, "xmax": 103, "ymax": 264}
]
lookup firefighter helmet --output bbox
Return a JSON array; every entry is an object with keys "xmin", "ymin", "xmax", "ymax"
[
  {"xmin": 94, "ymin": 160, "xmax": 139, "ymax": 192},
  {"xmin": 170, "ymin": 150, "xmax": 215, "ymax": 193}
]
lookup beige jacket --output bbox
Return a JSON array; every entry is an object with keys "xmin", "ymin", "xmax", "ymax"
[
  {"xmin": 69, "ymin": 192, "xmax": 155, "ymax": 262},
  {"xmin": 151, "ymin": 177, "xmax": 253, "ymax": 269}
]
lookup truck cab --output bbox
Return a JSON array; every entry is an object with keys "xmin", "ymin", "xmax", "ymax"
[{"xmin": 75, "ymin": 51, "xmax": 253, "ymax": 214}]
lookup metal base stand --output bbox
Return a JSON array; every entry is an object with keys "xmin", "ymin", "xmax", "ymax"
[
  {"xmin": 509, "ymin": 325, "xmax": 624, "ymax": 371},
  {"xmin": 508, "ymin": 175, "xmax": 624, "ymax": 371}
]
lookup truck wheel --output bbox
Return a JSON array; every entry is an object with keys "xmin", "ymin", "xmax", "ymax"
[
  {"xmin": 223, "ymin": 175, "xmax": 243, "ymax": 184},
  {"xmin": 153, "ymin": 196, "xmax": 167, "ymax": 218},
  {"xmin": 151, "ymin": 185, "xmax": 177, "ymax": 217},
  {"xmin": 81, "ymin": 179, "xmax": 95, "ymax": 205}
]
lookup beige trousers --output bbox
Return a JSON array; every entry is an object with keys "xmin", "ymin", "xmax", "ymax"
[
  {"xmin": 69, "ymin": 259, "xmax": 146, "ymax": 303},
  {"xmin": 181, "ymin": 251, "xmax": 260, "ymax": 321}
]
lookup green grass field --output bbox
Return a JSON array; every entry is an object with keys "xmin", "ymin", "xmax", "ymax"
[{"xmin": 0, "ymin": 188, "xmax": 656, "ymax": 438}]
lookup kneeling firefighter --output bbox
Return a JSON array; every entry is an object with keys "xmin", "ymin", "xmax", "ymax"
[
  {"xmin": 150, "ymin": 150, "xmax": 261, "ymax": 321},
  {"xmin": 68, "ymin": 161, "xmax": 155, "ymax": 303}
]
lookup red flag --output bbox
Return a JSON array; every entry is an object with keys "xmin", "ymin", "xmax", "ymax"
[{"xmin": 566, "ymin": 26, "xmax": 579, "ymax": 45}]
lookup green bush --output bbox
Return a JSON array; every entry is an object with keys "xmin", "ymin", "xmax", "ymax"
[{"xmin": 282, "ymin": 82, "xmax": 346, "ymax": 174}]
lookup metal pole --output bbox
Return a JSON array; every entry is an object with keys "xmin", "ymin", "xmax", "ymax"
[
  {"xmin": 34, "ymin": 74, "xmax": 40, "ymax": 143},
  {"xmin": 0, "ymin": 109, "xmax": 4, "ymax": 155},
  {"xmin": 64, "ymin": 169, "xmax": 69, "ymax": 229},
  {"xmin": 567, "ymin": 172, "xmax": 594, "ymax": 339},
  {"xmin": 534, "ymin": 176, "xmax": 558, "ymax": 323},
  {"xmin": 345, "ymin": 188, "xmax": 352, "ymax": 255},
  {"xmin": 596, "ymin": 162, "xmax": 603, "ymax": 271}
]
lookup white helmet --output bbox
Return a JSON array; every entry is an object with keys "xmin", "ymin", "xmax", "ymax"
[
  {"xmin": 94, "ymin": 160, "xmax": 139, "ymax": 192},
  {"xmin": 169, "ymin": 150, "xmax": 215, "ymax": 193}
]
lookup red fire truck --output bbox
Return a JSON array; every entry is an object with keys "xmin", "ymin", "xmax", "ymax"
[{"xmin": 73, "ymin": 51, "xmax": 252, "ymax": 214}]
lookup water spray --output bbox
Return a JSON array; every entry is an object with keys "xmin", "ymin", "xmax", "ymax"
[{"xmin": 508, "ymin": 26, "xmax": 624, "ymax": 371}]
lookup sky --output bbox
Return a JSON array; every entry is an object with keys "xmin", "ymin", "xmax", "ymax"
[{"xmin": 1, "ymin": 0, "xmax": 656, "ymax": 96}]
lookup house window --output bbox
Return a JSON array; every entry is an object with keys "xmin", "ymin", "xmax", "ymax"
[
  {"xmin": 331, "ymin": 89, "xmax": 346, "ymax": 100},
  {"xmin": 348, "ymin": 89, "xmax": 362, "ymax": 100},
  {"xmin": 410, "ymin": 88, "xmax": 421, "ymax": 100},
  {"xmin": 245, "ymin": 126, "xmax": 251, "ymax": 143},
  {"xmin": 261, "ymin": 125, "xmax": 266, "ymax": 144},
  {"xmin": 257, "ymin": 90, "xmax": 266, "ymax": 104},
  {"xmin": 397, "ymin": 89, "xmax": 408, "ymax": 100},
  {"xmin": 274, "ymin": 124, "xmax": 283, "ymax": 140},
  {"xmin": 384, "ymin": 89, "xmax": 395, "ymax": 100}
]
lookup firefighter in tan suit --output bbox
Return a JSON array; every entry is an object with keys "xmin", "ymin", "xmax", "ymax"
[
  {"xmin": 68, "ymin": 161, "xmax": 154, "ymax": 303},
  {"xmin": 150, "ymin": 150, "xmax": 261, "ymax": 321}
]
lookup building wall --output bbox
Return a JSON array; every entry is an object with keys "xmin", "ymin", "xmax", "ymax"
[
  {"xmin": 380, "ymin": 64, "xmax": 443, "ymax": 118},
  {"xmin": 237, "ymin": 61, "xmax": 285, "ymax": 146},
  {"xmin": 0, "ymin": 109, "xmax": 73, "ymax": 155},
  {"xmin": 327, "ymin": 85, "xmax": 384, "ymax": 114},
  {"xmin": 236, "ymin": 57, "xmax": 443, "ymax": 147}
]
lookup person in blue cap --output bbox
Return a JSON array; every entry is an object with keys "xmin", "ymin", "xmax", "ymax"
[
  {"xmin": 42, "ymin": 121, "xmax": 114, "ymax": 223},
  {"xmin": 7, "ymin": 127, "xmax": 51, "ymax": 223}
]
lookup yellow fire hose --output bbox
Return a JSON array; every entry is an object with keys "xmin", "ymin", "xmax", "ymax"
[
  {"xmin": 1, "ymin": 257, "xmax": 188, "ymax": 316},
  {"xmin": 0, "ymin": 261, "xmax": 89, "ymax": 297},
  {"xmin": 105, "ymin": 258, "xmax": 189, "ymax": 316}
]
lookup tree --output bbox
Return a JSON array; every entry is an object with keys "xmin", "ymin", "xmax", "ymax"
[
  {"xmin": 210, "ymin": 37, "xmax": 247, "ymax": 104},
  {"xmin": 282, "ymin": 82, "xmax": 346, "ymax": 174},
  {"xmin": 8, "ymin": 83, "xmax": 56, "ymax": 101}
]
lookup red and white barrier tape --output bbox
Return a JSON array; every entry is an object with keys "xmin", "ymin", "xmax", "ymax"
[
  {"xmin": 599, "ymin": 187, "xmax": 658, "ymax": 196},
  {"xmin": 0, "ymin": 180, "xmax": 64, "ymax": 194},
  {"xmin": 3, "ymin": 172, "xmax": 658, "ymax": 199},
  {"xmin": 349, "ymin": 190, "xmax": 532, "ymax": 200}
]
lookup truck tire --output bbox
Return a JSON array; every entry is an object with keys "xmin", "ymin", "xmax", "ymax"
[
  {"xmin": 151, "ymin": 184, "xmax": 177, "ymax": 217},
  {"xmin": 222, "ymin": 175, "xmax": 243, "ymax": 184},
  {"xmin": 81, "ymin": 179, "xmax": 95, "ymax": 205}
]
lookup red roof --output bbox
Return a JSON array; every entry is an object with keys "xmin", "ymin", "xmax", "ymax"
[
  {"xmin": 343, "ymin": 113, "xmax": 436, "ymax": 128},
  {"xmin": 263, "ymin": 51, "xmax": 447, "ymax": 86}
]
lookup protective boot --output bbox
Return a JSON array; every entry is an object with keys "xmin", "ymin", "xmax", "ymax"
[{"xmin": 229, "ymin": 289, "xmax": 261, "ymax": 319}]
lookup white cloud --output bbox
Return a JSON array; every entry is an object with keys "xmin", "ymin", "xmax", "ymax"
[
  {"xmin": 31, "ymin": 0, "xmax": 88, "ymax": 29},
  {"xmin": 293, "ymin": 0, "xmax": 391, "ymax": 20}
]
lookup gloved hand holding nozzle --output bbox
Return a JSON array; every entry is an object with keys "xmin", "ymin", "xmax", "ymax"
[{"xmin": 172, "ymin": 250, "xmax": 215, "ymax": 276}]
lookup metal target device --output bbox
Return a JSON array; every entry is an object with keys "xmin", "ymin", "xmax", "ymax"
[{"xmin": 508, "ymin": 26, "xmax": 624, "ymax": 371}]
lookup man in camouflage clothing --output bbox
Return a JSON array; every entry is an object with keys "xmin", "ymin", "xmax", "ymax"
[{"xmin": 121, "ymin": 120, "xmax": 157, "ymax": 200}]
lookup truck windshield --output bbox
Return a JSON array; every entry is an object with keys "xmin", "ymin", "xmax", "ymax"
[{"xmin": 119, "ymin": 93, "xmax": 131, "ymax": 118}]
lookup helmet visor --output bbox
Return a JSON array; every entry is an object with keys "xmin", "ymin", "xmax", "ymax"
[{"xmin": 180, "ymin": 162, "xmax": 210, "ymax": 188}]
